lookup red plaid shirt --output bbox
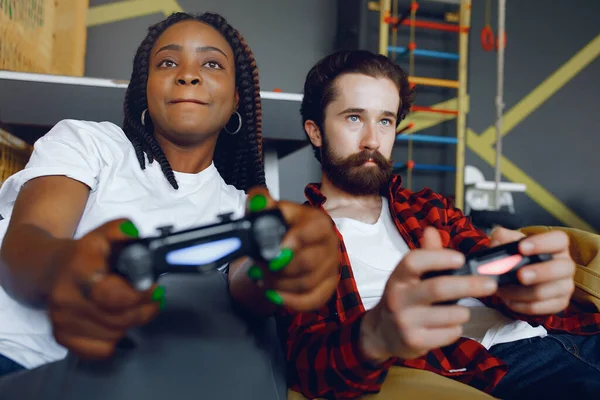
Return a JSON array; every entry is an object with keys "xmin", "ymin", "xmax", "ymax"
[{"xmin": 277, "ymin": 175, "xmax": 600, "ymax": 399}]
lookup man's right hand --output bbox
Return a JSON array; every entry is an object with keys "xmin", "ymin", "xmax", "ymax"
[{"xmin": 359, "ymin": 227, "xmax": 498, "ymax": 363}]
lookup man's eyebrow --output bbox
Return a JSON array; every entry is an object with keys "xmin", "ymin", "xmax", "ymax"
[
  {"xmin": 337, "ymin": 107, "xmax": 366, "ymax": 115},
  {"xmin": 337, "ymin": 108, "xmax": 397, "ymax": 118}
]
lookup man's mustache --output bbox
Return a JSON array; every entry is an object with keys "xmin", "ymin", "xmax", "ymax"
[{"xmin": 344, "ymin": 150, "xmax": 391, "ymax": 169}]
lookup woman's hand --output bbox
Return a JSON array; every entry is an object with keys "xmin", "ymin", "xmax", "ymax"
[
  {"xmin": 233, "ymin": 187, "xmax": 340, "ymax": 313},
  {"xmin": 48, "ymin": 219, "xmax": 162, "ymax": 360}
]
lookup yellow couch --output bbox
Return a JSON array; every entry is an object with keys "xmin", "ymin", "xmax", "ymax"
[
  {"xmin": 288, "ymin": 226, "xmax": 600, "ymax": 400},
  {"xmin": 287, "ymin": 367, "xmax": 496, "ymax": 400}
]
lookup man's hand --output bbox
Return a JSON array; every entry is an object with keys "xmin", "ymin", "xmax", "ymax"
[
  {"xmin": 491, "ymin": 227, "xmax": 575, "ymax": 316},
  {"xmin": 359, "ymin": 227, "xmax": 498, "ymax": 364}
]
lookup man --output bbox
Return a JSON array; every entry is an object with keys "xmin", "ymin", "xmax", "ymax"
[{"xmin": 278, "ymin": 50, "xmax": 600, "ymax": 399}]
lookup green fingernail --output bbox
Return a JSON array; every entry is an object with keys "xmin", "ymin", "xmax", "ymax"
[
  {"xmin": 268, "ymin": 248, "xmax": 294, "ymax": 272},
  {"xmin": 265, "ymin": 289, "xmax": 283, "ymax": 306},
  {"xmin": 249, "ymin": 194, "xmax": 267, "ymax": 212},
  {"xmin": 159, "ymin": 297, "xmax": 166, "ymax": 310},
  {"xmin": 120, "ymin": 221, "xmax": 139, "ymax": 238},
  {"xmin": 247, "ymin": 265, "xmax": 263, "ymax": 281},
  {"xmin": 151, "ymin": 286, "xmax": 165, "ymax": 302}
]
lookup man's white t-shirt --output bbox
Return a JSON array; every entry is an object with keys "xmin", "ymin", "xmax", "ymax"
[
  {"xmin": 332, "ymin": 198, "xmax": 410, "ymax": 311},
  {"xmin": 0, "ymin": 119, "xmax": 247, "ymax": 369},
  {"xmin": 332, "ymin": 197, "xmax": 547, "ymax": 350}
]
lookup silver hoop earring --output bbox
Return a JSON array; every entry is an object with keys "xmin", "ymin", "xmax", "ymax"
[
  {"xmin": 224, "ymin": 111, "xmax": 242, "ymax": 135},
  {"xmin": 141, "ymin": 109, "xmax": 148, "ymax": 126}
]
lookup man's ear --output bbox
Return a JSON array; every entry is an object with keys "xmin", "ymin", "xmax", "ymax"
[{"xmin": 304, "ymin": 120, "xmax": 323, "ymax": 148}]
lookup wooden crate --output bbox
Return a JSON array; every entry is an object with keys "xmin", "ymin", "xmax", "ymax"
[
  {"xmin": 0, "ymin": 0, "xmax": 89, "ymax": 76},
  {"xmin": 0, "ymin": 128, "xmax": 33, "ymax": 185}
]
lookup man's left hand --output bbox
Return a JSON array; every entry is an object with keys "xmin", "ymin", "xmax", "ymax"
[{"xmin": 490, "ymin": 227, "xmax": 575, "ymax": 316}]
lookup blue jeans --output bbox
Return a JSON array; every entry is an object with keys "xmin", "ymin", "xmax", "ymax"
[
  {"xmin": 0, "ymin": 354, "xmax": 25, "ymax": 377},
  {"xmin": 489, "ymin": 333, "xmax": 600, "ymax": 399}
]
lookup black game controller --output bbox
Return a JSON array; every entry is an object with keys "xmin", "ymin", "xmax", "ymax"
[
  {"xmin": 422, "ymin": 240, "xmax": 553, "ymax": 286},
  {"xmin": 109, "ymin": 209, "xmax": 288, "ymax": 291}
]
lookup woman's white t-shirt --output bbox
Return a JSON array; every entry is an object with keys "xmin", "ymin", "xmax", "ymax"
[{"xmin": 0, "ymin": 119, "xmax": 247, "ymax": 369}]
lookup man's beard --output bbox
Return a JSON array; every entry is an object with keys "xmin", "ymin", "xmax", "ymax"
[{"xmin": 321, "ymin": 140, "xmax": 393, "ymax": 196}]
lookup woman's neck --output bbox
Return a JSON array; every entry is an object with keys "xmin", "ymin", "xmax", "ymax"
[{"xmin": 154, "ymin": 131, "xmax": 218, "ymax": 174}]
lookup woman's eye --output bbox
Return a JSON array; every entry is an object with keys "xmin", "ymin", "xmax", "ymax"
[
  {"xmin": 204, "ymin": 61, "xmax": 223, "ymax": 69},
  {"xmin": 158, "ymin": 60, "xmax": 177, "ymax": 68}
]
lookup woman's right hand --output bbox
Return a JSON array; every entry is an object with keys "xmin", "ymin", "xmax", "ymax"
[{"xmin": 47, "ymin": 219, "xmax": 161, "ymax": 360}]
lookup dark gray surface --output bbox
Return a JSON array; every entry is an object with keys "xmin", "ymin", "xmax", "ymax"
[
  {"xmin": 278, "ymin": 145, "xmax": 322, "ymax": 203},
  {"xmin": 0, "ymin": 80, "xmax": 125, "ymax": 129},
  {"xmin": 465, "ymin": 0, "xmax": 600, "ymax": 231},
  {"xmin": 86, "ymin": 0, "xmax": 338, "ymax": 93},
  {"xmin": 0, "ymin": 272, "xmax": 287, "ymax": 400}
]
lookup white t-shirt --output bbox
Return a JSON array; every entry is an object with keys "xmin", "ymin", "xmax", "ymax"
[
  {"xmin": 333, "ymin": 197, "xmax": 547, "ymax": 349},
  {"xmin": 0, "ymin": 119, "xmax": 247, "ymax": 369},
  {"xmin": 332, "ymin": 198, "xmax": 410, "ymax": 311},
  {"xmin": 457, "ymin": 298, "xmax": 547, "ymax": 349}
]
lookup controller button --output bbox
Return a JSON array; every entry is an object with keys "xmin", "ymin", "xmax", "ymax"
[{"xmin": 156, "ymin": 225, "xmax": 175, "ymax": 236}]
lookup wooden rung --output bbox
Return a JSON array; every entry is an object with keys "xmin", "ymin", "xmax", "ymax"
[
  {"xmin": 368, "ymin": 1, "xmax": 380, "ymax": 11},
  {"xmin": 411, "ymin": 105, "xmax": 459, "ymax": 115},
  {"xmin": 409, "ymin": 76, "xmax": 460, "ymax": 89},
  {"xmin": 445, "ymin": 12, "xmax": 460, "ymax": 23}
]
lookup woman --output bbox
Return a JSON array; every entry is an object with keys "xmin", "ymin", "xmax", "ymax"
[{"xmin": 0, "ymin": 12, "xmax": 339, "ymax": 376}]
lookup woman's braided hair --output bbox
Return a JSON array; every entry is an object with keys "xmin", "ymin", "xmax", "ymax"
[{"xmin": 122, "ymin": 12, "xmax": 265, "ymax": 191}]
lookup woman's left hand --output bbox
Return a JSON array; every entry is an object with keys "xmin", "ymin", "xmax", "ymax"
[{"xmin": 239, "ymin": 187, "xmax": 340, "ymax": 313}]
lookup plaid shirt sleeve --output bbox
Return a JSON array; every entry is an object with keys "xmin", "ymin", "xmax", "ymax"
[{"xmin": 279, "ymin": 308, "xmax": 397, "ymax": 400}]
